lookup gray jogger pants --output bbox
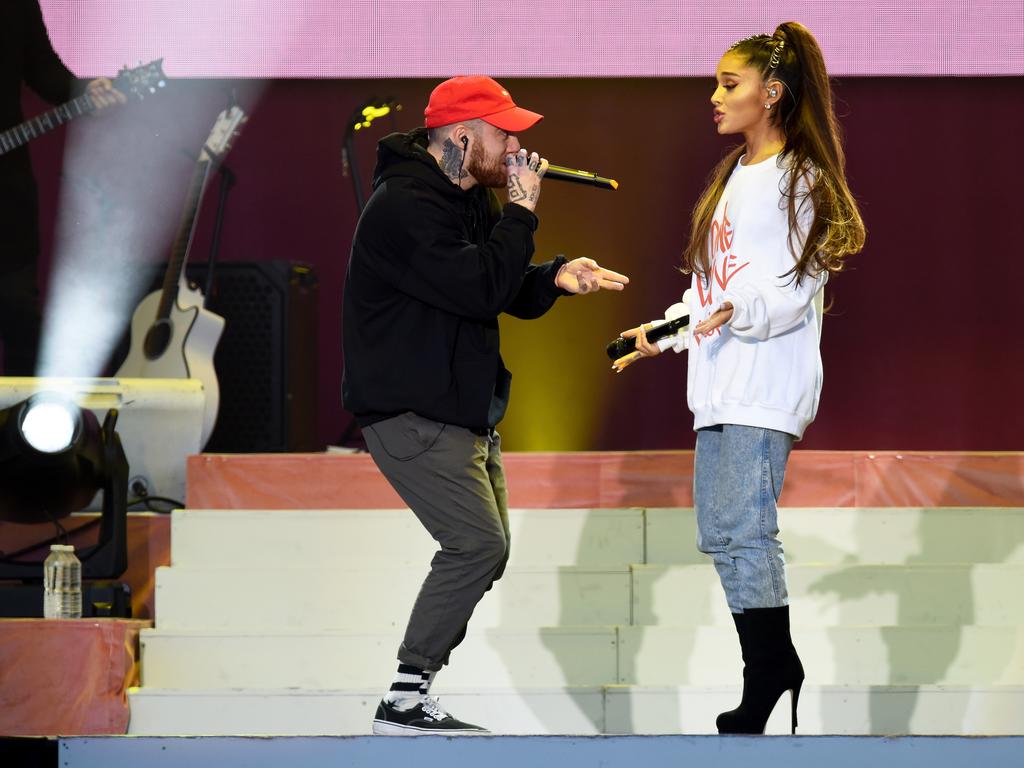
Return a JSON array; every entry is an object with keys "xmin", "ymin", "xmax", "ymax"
[{"xmin": 363, "ymin": 411, "xmax": 509, "ymax": 671}]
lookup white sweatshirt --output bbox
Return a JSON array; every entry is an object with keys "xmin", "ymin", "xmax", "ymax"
[{"xmin": 685, "ymin": 152, "xmax": 826, "ymax": 440}]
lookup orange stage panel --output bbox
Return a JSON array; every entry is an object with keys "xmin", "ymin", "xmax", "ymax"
[
  {"xmin": 0, "ymin": 618, "xmax": 148, "ymax": 735},
  {"xmin": 188, "ymin": 451, "xmax": 1024, "ymax": 510}
]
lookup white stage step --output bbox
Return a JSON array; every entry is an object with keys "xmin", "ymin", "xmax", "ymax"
[
  {"xmin": 154, "ymin": 562, "xmax": 1024, "ymax": 632},
  {"xmin": 126, "ymin": 685, "xmax": 1024, "ymax": 736},
  {"xmin": 154, "ymin": 565, "xmax": 632, "ymax": 630},
  {"xmin": 617, "ymin": 626, "xmax": 1024, "ymax": 686},
  {"xmin": 632, "ymin": 564, "xmax": 1024, "ymax": 626},
  {"xmin": 139, "ymin": 627, "xmax": 619, "ymax": 689},
  {"xmin": 134, "ymin": 505, "xmax": 1024, "ymax": 736},
  {"xmin": 169, "ymin": 508, "xmax": 1024, "ymax": 571},
  {"xmin": 169, "ymin": 508, "xmax": 645, "ymax": 568},
  {"xmin": 646, "ymin": 507, "xmax": 1024, "ymax": 565},
  {"xmin": 140, "ymin": 625, "xmax": 1024, "ymax": 690},
  {"xmin": 127, "ymin": 687, "xmax": 606, "ymax": 736},
  {"xmin": 604, "ymin": 685, "xmax": 1024, "ymax": 736}
]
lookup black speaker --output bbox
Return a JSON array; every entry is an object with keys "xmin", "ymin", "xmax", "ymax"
[{"xmin": 182, "ymin": 260, "xmax": 320, "ymax": 453}]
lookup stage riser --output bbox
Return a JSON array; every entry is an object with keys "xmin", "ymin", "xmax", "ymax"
[
  {"xmin": 139, "ymin": 626, "xmax": 1024, "ymax": 688},
  {"xmin": 152, "ymin": 564, "xmax": 1024, "ymax": 631},
  {"xmin": 169, "ymin": 509, "xmax": 646, "ymax": 569},
  {"xmin": 125, "ymin": 687, "xmax": 1024, "ymax": 736},
  {"xmin": 135, "ymin": 505, "xmax": 1024, "ymax": 738}
]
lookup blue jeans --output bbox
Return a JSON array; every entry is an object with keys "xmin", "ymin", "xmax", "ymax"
[{"xmin": 694, "ymin": 424, "xmax": 793, "ymax": 613}]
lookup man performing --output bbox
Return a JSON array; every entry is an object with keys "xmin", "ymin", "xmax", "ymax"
[
  {"xmin": 342, "ymin": 75, "xmax": 629, "ymax": 735},
  {"xmin": 0, "ymin": 0, "xmax": 123, "ymax": 375}
]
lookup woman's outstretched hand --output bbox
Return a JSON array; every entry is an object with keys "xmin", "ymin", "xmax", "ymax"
[{"xmin": 693, "ymin": 302, "xmax": 733, "ymax": 337}]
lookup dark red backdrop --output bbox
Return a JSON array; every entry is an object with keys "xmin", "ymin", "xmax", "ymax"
[{"xmin": 26, "ymin": 76, "xmax": 1024, "ymax": 451}]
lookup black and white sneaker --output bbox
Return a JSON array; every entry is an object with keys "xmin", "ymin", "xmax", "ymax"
[{"xmin": 372, "ymin": 696, "xmax": 488, "ymax": 735}]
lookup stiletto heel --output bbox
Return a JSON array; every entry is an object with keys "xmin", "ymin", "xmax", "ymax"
[{"xmin": 790, "ymin": 680, "xmax": 802, "ymax": 734}]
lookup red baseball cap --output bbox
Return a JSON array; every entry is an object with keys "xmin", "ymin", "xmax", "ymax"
[{"xmin": 424, "ymin": 75, "xmax": 543, "ymax": 132}]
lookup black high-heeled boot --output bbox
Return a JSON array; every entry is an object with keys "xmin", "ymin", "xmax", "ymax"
[{"xmin": 716, "ymin": 605, "xmax": 804, "ymax": 734}]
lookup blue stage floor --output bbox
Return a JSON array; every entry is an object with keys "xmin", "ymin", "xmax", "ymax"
[{"xmin": 60, "ymin": 735, "xmax": 1024, "ymax": 768}]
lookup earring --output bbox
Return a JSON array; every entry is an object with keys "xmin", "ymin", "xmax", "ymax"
[{"xmin": 764, "ymin": 103, "xmax": 771, "ymax": 109}]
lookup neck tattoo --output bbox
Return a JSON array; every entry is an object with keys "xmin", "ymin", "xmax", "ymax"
[{"xmin": 440, "ymin": 139, "xmax": 465, "ymax": 184}]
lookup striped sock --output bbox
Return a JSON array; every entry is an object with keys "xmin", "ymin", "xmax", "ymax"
[
  {"xmin": 420, "ymin": 670, "xmax": 436, "ymax": 696},
  {"xmin": 385, "ymin": 663, "xmax": 426, "ymax": 709}
]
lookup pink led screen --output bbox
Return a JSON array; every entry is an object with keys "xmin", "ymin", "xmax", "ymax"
[{"xmin": 43, "ymin": 1, "xmax": 1024, "ymax": 78}]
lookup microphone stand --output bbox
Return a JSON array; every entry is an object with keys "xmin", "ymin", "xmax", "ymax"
[
  {"xmin": 343, "ymin": 122, "xmax": 367, "ymax": 212},
  {"xmin": 342, "ymin": 98, "xmax": 400, "ymax": 213},
  {"xmin": 337, "ymin": 98, "xmax": 400, "ymax": 448}
]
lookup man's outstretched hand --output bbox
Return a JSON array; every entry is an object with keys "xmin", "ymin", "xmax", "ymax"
[{"xmin": 555, "ymin": 257, "xmax": 629, "ymax": 294}]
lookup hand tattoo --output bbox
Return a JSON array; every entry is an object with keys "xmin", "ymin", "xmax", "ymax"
[
  {"xmin": 508, "ymin": 174, "xmax": 528, "ymax": 202},
  {"xmin": 441, "ymin": 138, "xmax": 464, "ymax": 183}
]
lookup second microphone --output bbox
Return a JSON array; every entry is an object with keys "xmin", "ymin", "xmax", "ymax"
[{"xmin": 606, "ymin": 315, "xmax": 690, "ymax": 360}]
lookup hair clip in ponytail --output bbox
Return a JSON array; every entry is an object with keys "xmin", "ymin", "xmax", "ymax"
[
  {"xmin": 769, "ymin": 39, "xmax": 786, "ymax": 69},
  {"xmin": 729, "ymin": 32, "xmax": 772, "ymax": 50}
]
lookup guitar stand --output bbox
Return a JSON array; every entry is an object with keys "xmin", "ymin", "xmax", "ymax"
[{"xmin": 201, "ymin": 162, "xmax": 236, "ymax": 301}]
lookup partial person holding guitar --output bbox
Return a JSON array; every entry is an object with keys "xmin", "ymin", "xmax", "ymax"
[{"xmin": 0, "ymin": 0, "xmax": 125, "ymax": 375}]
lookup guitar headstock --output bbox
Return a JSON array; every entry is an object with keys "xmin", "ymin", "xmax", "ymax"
[
  {"xmin": 113, "ymin": 59, "xmax": 168, "ymax": 101},
  {"xmin": 200, "ymin": 106, "xmax": 247, "ymax": 163}
]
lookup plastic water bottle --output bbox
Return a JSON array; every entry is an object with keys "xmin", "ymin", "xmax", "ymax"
[{"xmin": 43, "ymin": 544, "xmax": 82, "ymax": 619}]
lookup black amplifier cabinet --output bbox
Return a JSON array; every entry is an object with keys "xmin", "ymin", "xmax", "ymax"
[{"xmin": 185, "ymin": 260, "xmax": 321, "ymax": 453}]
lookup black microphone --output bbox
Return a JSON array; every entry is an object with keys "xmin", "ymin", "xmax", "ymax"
[
  {"xmin": 545, "ymin": 164, "xmax": 619, "ymax": 190},
  {"xmin": 606, "ymin": 315, "xmax": 690, "ymax": 360}
]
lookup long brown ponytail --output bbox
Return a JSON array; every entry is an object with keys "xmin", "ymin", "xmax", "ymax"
[{"xmin": 682, "ymin": 22, "xmax": 866, "ymax": 283}]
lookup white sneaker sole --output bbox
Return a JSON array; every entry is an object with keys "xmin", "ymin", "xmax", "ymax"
[{"xmin": 372, "ymin": 719, "xmax": 489, "ymax": 736}]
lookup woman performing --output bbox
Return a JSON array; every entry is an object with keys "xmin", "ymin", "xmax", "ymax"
[{"xmin": 613, "ymin": 22, "xmax": 865, "ymax": 733}]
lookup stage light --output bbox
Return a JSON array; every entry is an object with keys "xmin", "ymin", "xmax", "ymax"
[
  {"xmin": 20, "ymin": 397, "xmax": 77, "ymax": 454},
  {"xmin": 0, "ymin": 393, "xmax": 129, "ymax": 583}
]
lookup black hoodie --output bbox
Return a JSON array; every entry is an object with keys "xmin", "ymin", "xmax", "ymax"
[{"xmin": 342, "ymin": 128, "xmax": 568, "ymax": 430}]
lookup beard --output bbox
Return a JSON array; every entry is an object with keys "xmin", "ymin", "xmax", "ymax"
[{"xmin": 466, "ymin": 142, "xmax": 507, "ymax": 188}]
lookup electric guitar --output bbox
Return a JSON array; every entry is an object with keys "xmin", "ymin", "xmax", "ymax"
[
  {"xmin": 0, "ymin": 59, "xmax": 166, "ymax": 156},
  {"xmin": 117, "ymin": 106, "xmax": 246, "ymax": 448}
]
